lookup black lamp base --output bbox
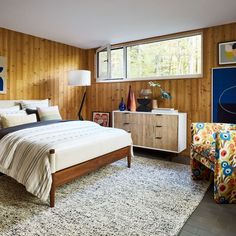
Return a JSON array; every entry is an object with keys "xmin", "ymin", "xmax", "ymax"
[{"xmin": 136, "ymin": 98, "xmax": 152, "ymax": 112}]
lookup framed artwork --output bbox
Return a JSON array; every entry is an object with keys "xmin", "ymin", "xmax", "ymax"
[
  {"xmin": 218, "ymin": 41, "xmax": 236, "ymax": 65},
  {"xmin": 212, "ymin": 67, "xmax": 236, "ymax": 123},
  {"xmin": 0, "ymin": 56, "xmax": 7, "ymax": 94},
  {"xmin": 92, "ymin": 111, "xmax": 110, "ymax": 127}
]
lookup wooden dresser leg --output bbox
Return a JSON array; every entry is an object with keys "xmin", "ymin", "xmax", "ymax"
[{"xmin": 50, "ymin": 173, "xmax": 55, "ymax": 207}]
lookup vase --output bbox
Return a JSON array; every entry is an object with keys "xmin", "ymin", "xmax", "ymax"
[
  {"xmin": 152, "ymin": 99, "xmax": 158, "ymax": 109},
  {"xmin": 130, "ymin": 91, "xmax": 137, "ymax": 112},
  {"xmin": 127, "ymin": 85, "xmax": 132, "ymax": 111},
  {"xmin": 119, "ymin": 97, "xmax": 126, "ymax": 111}
]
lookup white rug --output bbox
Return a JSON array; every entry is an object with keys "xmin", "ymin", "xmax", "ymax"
[{"xmin": 0, "ymin": 156, "xmax": 209, "ymax": 236}]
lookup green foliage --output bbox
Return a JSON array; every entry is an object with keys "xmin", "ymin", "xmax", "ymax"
[{"xmin": 149, "ymin": 81, "xmax": 172, "ymax": 100}]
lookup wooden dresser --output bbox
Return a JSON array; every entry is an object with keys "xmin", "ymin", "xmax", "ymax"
[{"xmin": 112, "ymin": 111, "xmax": 187, "ymax": 153}]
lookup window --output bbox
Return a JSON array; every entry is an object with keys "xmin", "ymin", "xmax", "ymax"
[
  {"xmin": 111, "ymin": 48, "xmax": 124, "ymax": 79},
  {"xmin": 96, "ymin": 33, "xmax": 202, "ymax": 82},
  {"xmin": 97, "ymin": 45, "xmax": 110, "ymax": 80}
]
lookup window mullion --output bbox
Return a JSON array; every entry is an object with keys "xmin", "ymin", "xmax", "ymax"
[
  {"xmin": 107, "ymin": 44, "xmax": 111, "ymax": 80},
  {"xmin": 123, "ymin": 46, "xmax": 127, "ymax": 79}
]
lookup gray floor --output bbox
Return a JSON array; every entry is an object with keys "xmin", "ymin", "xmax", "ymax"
[{"xmin": 134, "ymin": 147, "xmax": 236, "ymax": 236}]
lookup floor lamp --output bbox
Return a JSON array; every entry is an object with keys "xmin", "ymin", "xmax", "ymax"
[{"xmin": 68, "ymin": 70, "xmax": 91, "ymax": 120}]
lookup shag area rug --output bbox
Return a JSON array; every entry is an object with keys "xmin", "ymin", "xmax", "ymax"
[{"xmin": 0, "ymin": 156, "xmax": 209, "ymax": 236}]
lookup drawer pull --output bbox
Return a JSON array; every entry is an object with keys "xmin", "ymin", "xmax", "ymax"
[
  {"xmin": 155, "ymin": 137, "xmax": 162, "ymax": 139},
  {"xmin": 155, "ymin": 114, "xmax": 163, "ymax": 116},
  {"xmin": 123, "ymin": 122, "xmax": 130, "ymax": 125},
  {"xmin": 156, "ymin": 125, "xmax": 162, "ymax": 128},
  {"xmin": 124, "ymin": 112, "xmax": 130, "ymax": 115}
]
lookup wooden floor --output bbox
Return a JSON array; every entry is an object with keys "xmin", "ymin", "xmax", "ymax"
[
  {"xmin": 134, "ymin": 148, "xmax": 236, "ymax": 236},
  {"xmin": 179, "ymin": 185, "xmax": 236, "ymax": 236}
]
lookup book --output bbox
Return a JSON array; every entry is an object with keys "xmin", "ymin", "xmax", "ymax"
[{"xmin": 151, "ymin": 108, "xmax": 178, "ymax": 114}]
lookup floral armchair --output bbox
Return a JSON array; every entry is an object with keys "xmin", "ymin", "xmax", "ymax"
[{"xmin": 191, "ymin": 123, "xmax": 236, "ymax": 203}]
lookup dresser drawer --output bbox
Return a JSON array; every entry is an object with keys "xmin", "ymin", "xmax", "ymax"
[
  {"xmin": 114, "ymin": 122, "xmax": 144, "ymax": 145},
  {"xmin": 144, "ymin": 114, "xmax": 178, "ymax": 127},
  {"xmin": 113, "ymin": 112, "xmax": 146, "ymax": 124},
  {"xmin": 153, "ymin": 126, "xmax": 178, "ymax": 151}
]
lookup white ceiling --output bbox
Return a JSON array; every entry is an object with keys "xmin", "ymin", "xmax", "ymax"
[{"xmin": 0, "ymin": 0, "xmax": 236, "ymax": 49}]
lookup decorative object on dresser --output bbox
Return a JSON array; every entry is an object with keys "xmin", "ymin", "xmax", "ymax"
[
  {"xmin": 113, "ymin": 110, "xmax": 187, "ymax": 153},
  {"xmin": 68, "ymin": 70, "xmax": 91, "ymax": 120},
  {"xmin": 119, "ymin": 97, "xmax": 126, "ymax": 111},
  {"xmin": 136, "ymin": 89, "xmax": 152, "ymax": 112},
  {"xmin": 0, "ymin": 56, "xmax": 7, "ymax": 94},
  {"xmin": 130, "ymin": 91, "xmax": 136, "ymax": 112},
  {"xmin": 127, "ymin": 85, "xmax": 136, "ymax": 111},
  {"xmin": 218, "ymin": 40, "xmax": 236, "ymax": 65},
  {"xmin": 92, "ymin": 111, "xmax": 110, "ymax": 127},
  {"xmin": 149, "ymin": 81, "xmax": 172, "ymax": 108},
  {"xmin": 151, "ymin": 108, "xmax": 178, "ymax": 114}
]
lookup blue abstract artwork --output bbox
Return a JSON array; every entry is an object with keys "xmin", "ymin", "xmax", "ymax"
[
  {"xmin": 0, "ymin": 56, "xmax": 6, "ymax": 94},
  {"xmin": 212, "ymin": 67, "xmax": 236, "ymax": 123}
]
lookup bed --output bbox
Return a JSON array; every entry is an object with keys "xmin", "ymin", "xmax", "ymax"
[{"xmin": 0, "ymin": 100, "xmax": 132, "ymax": 207}]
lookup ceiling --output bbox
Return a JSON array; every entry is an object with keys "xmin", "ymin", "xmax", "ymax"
[{"xmin": 0, "ymin": 0, "xmax": 236, "ymax": 49}]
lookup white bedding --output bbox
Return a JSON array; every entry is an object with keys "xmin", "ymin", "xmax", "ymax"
[{"xmin": 0, "ymin": 121, "xmax": 132, "ymax": 201}]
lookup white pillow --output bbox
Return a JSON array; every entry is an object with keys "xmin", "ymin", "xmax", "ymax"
[
  {"xmin": 1, "ymin": 114, "xmax": 37, "ymax": 128},
  {"xmin": 20, "ymin": 99, "xmax": 49, "ymax": 110},
  {"xmin": 0, "ymin": 106, "xmax": 20, "ymax": 112},
  {"xmin": 0, "ymin": 110, "xmax": 26, "ymax": 129},
  {"xmin": 37, "ymin": 106, "xmax": 62, "ymax": 121}
]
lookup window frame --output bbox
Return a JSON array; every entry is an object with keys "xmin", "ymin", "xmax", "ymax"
[{"xmin": 96, "ymin": 32, "xmax": 203, "ymax": 83}]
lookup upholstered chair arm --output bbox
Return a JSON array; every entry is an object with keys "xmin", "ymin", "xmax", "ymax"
[
  {"xmin": 191, "ymin": 123, "xmax": 218, "ymax": 147},
  {"xmin": 191, "ymin": 123, "xmax": 236, "ymax": 147}
]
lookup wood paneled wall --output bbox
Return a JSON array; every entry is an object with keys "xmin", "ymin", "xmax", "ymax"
[
  {"xmin": 86, "ymin": 22, "xmax": 236, "ymax": 156},
  {"xmin": 0, "ymin": 27, "xmax": 88, "ymax": 119},
  {"xmin": 1, "ymin": 23, "xmax": 235, "ymax": 156}
]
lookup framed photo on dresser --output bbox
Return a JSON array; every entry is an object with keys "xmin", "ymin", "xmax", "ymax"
[{"xmin": 92, "ymin": 111, "xmax": 110, "ymax": 127}]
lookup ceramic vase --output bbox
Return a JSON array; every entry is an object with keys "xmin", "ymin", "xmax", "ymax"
[
  {"xmin": 130, "ymin": 91, "xmax": 137, "ymax": 112},
  {"xmin": 127, "ymin": 85, "xmax": 132, "ymax": 111},
  {"xmin": 119, "ymin": 97, "xmax": 126, "ymax": 111}
]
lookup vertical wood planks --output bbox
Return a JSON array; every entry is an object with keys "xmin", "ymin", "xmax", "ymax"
[{"xmin": 0, "ymin": 27, "xmax": 87, "ymax": 120}]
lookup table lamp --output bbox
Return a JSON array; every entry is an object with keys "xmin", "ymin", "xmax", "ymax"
[{"xmin": 68, "ymin": 70, "xmax": 91, "ymax": 120}]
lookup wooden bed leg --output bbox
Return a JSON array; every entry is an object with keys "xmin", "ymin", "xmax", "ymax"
[
  {"xmin": 127, "ymin": 149, "xmax": 131, "ymax": 168},
  {"xmin": 50, "ymin": 173, "xmax": 55, "ymax": 208}
]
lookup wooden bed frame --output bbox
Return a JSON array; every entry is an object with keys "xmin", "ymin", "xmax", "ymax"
[
  {"xmin": 49, "ymin": 146, "xmax": 131, "ymax": 207},
  {"xmin": 0, "ymin": 100, "xmax": 132, "ymax": 207}
]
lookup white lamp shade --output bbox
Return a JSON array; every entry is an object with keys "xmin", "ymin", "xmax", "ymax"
[{"xmin": 68, "ymin": 70, "xmax": 91, "ymax": 86}]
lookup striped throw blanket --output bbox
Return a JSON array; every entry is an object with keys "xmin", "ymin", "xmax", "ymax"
[{"xmin": 0, "ymin": 121, "xmax": 114, "ymax": 201}]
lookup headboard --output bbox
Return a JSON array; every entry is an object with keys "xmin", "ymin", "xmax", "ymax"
[{"xmin": 0, "ymin": 100, "xmax": 50, "ymax": 108}]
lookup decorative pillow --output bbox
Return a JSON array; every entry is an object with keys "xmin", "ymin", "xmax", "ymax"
[
  {"xmin": 1, "ymin": 114, "xmax": 37, "ymax": 128},
  {"xmin": 0, "ymin": 109, "xmax": 26, "ymax": 129},
  {"xmin": 20, "ymin": 99, "xmax": 49, "ymax": 110},
  {"xmin": 37, "ymin": 106, "xmax": 62, "ymax": 121},
  {"xmin": 25, "ymin": 108, "xmax": 40, "ymax": 121},
  {"xmin": 0, "ymin": 106, "xmax": 20, "ymax": 112}
]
